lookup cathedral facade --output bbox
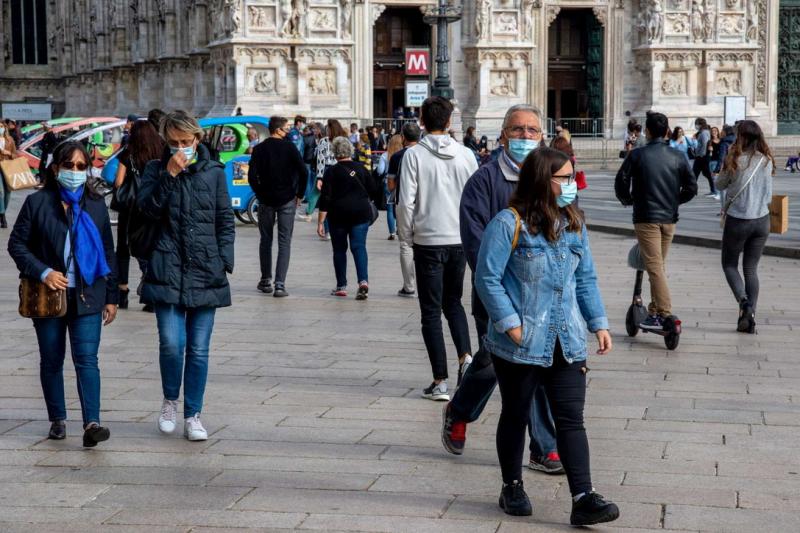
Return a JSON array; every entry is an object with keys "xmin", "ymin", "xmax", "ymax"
[{"xmin": 0, "ymin": 0, "xmax": 796, "ymax": 137}]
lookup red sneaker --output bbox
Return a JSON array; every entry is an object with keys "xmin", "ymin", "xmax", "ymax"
[{"xmin": 441, "ymin": 403, "xmax": 466, "ymax": 455}]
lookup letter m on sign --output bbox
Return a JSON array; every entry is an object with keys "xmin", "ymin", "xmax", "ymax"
[{"xmin": 405, "ymin": 48, "xmax": 430, "ymax": 76}]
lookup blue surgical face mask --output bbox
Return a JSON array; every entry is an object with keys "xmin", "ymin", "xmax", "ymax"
[
  {"xmin": 0, "ymin": 128, "xmax": 5, "ymax": 135},
  {"xmin": 170, "ymin": 145, "xmax": 196, "ymax": 161},
  {"xmin": 57, "ymin": 169, "xmax": 88, "ymax": 191},
  {"xmin": 507, "ymin": 139, "xmax": 539, "ymax": 164},
  {"xmin": 556, "ymin": 181, "xmax": 578, "ymax": 208}
]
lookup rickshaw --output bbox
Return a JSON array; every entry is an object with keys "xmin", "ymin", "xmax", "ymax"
[{"xmin": 18, "ymin": 117, "xmax": 120, "ymax": 170}]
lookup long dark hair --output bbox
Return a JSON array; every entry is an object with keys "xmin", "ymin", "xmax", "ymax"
[
  {"xmin": 128, "ymin": 120, "xmax": 165, "ymax": 170},
  {"xmin": 509, "ymin": 147, "xmax": 583, "ymax": 242},
  {"xmin": 326, "ymin": 119, "xmax": 347, "ymax": 141},
  {"xmin": 41, "ymin": 141, "xmax": 99, "ymax": 198},
  {"xmin": 722, "ymin": 120, "xmax": 775, "ymax": 176},
  {"xmin": 670, "ymin": 127, "xmax": 685, "ymax": 141}
]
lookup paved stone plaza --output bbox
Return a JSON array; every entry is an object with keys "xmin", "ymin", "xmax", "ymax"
[{"xmin": 1, "ymin": 199, "xmax": 800, "ymax": 532}]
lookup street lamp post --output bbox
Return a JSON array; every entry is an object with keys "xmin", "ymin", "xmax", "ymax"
[{"xmin": 423, "ymin": 0, "xmax": 462, "ymax": 100}]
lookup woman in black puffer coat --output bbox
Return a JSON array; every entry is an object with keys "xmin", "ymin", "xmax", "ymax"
[{"xmin": 136, "ymin": 111, "xmax": 235, "ymax": 442}]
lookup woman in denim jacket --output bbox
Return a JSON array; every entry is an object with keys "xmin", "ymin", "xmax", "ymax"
[{"xmin": 475, "ymin": 147, "xmax": 619, "ymax": 526}]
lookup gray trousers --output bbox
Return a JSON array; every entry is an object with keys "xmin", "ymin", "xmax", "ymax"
[
  {"xmin": 721, "ymin": 214, "xmax": 769, "ymax": 310},
  {"xmin": 258, "ymin": 200, "xmax": 296, "ymax": 286}
]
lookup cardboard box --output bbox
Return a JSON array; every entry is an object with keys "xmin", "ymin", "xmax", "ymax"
[{"xmin": 769, "ymin": 195, "xmax": 788, "ymax": 234}]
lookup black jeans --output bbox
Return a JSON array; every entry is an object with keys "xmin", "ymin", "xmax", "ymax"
[
  {"xmin": 722, "ymin": 214, "xmax": 770, "ymax": 310},
  {"xmin": 413, "ymin": 244, "xmax": 472, "ymax": 381},
  {"xmin": 492, "ymin": 344, "xmax": 592, "ymax": 496},
  {"xmin": 258, "ymin": 200, "xmax": 296, "ymax": 286},
  {"xmin": 693, "ymin": 155, "xmax": 715, "ymax": 193}
]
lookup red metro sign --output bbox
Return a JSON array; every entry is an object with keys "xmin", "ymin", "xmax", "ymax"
[{"xmin": 405, "ymin": 48, "xmax": 431, "ymax": 76}]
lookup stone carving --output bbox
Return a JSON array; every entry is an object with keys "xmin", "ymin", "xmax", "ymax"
[
  {"xmin": 666, "ymin": 13, "xmax": 690, "ymax": 34},
  {"xmin": 248, "ymin": 6, "xmax": 275, "ymax": 29},
  {"xmin": 726, "ymin": 0, "xmax": 740, "ymax": 7},
  {"xmin": 228, "ymin": 0, "xmax": 242, "ymax": 36},
  {"xmin": 371, "ymin": 4, "xmax": 386, "ymax": 24},
  {"xmin": 746, "ymin": 0, "xmax": 758, "ymax": 41},
  {"xmin": 718, "ymin": 14, "xmax": 745, "ymax": 35},
  {"xmin": 521, "ymin": 0, "xmax": 536, "ymax": 39},
  {"xmin": 280, "ymin": 0, "xmax": 294, "ymax": 36},
  {"xmin": 702, "ymin": 0, "xmax": 715, "ymax": 42},
  {"xmin": 310, "ymin": 7, "xmax": 336, "ymax": 31},
  {"xmin": 546, "ymin": 6, "xmax": 561, "ymax": 26},
  {"xmin": 661, "ymin": 71, "xmax": 687, "ymax": 96},
  {"xmin": 490, "ymin": 71, "xmax": 517, "ymax": 96},
  {"xmin": 294, "ymin": 0, "xmax": 308, "ymax": 38},
  {"xmin": 308, "ymin": 69, "xmax": 337, "ymax": 95},
  {"xmin": 690, "ymin": 0, "xmax": 704, "ymax": 41},
  {"xmin": 248, "ymin": 68, "xmax": 277, "ymax": 95},
  {"xmin": 592, "ymin": 7, "xmax": 607, "ymax": 27},
  {"xmin": 494, "ymin": 12, "xmax": 518, "ymax": 34},
  {"xmin": 476, "ymin": 0, "xmax": 492, "ymax": 41},
  {"xmin": 669, "ymin": 0, "xmax": 689, "ymax": 8},
  {"xmin": 648, "ymin": 0, "xmax": 664, "ymax": 43},
  {"xmin": 756, "ymin": 0, "xmax": 767, "ymax": 101},
  {"xmin": 340, "ymin": 0, "xmax": 353, "ymax": 39},
  {"xmin": 716, "ymin": 71, "xmax": 742, "ymax": 95}
]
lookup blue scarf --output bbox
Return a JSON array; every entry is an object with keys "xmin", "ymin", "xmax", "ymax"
[{"xmin": 59, "ymin": 186, "xmax": 111, "ymax": 286}]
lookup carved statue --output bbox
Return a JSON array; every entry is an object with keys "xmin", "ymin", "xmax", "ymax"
[
  {"xmin": 661, "ymin": 73, "xmax": 685, "ymax": 96},
  {"xmin": 292, "ymin": 0, "xmax": 308, "ymax": 38},
  {"xmin": 746, "ymin": 0, "xmax": 758, "ymax": 41},
  {"xmin": 496, "ymin": 12, "xmax": 518, "ymax": 34},
  {"xmin": 254, "ymin": 71, "xmax": 275, "ymax": 93},
  {"xmin": 690, "ymin": 0, "xmax": 704, "ymax": 41},
  {"xmin": 476, "ymin": 0, "xmax": 491, "ymax": 41},
  {"xmin": 702, "ymin": 0, "xmax": 715, "ymax": 41},
  {"xmin": 647, "ymin": 0, "xmax": 664, "ymax": 43},
  {"xmin": 280, "ymin": 0, "xmax": 294, "ymax": 36},
  {"xmin": 325, "ymin": 70, "xmax": 336, "ymax": 94},
  {"xmin": 340, "ymin": 0, "xmax": 353, "ymax": 39},
  {"xmin": 490, "ymin": 72, "xmax": 516, "ymax": 96},
  {"xmin": 228, "ymin": 0, "xmax": 242, "ymax": 35},
  {"xmin": 248, "ymin": 6, "xmax": 266, "ymax": 28},
  {"xmin": 521, "ymin": 0, "xmax": 535, "ymax": 40}
]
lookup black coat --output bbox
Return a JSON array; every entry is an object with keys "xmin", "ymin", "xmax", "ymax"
[
  {"xmin": 8, "ymin": 185, "xmax": 119, "ymax": 315},
  {"xmin": 136, "ymin": 144, "xmax": 235, "ymax": 308},
  {"xmin": 615, "ymin": 139, "xmax": 698, "ymax": 224}
]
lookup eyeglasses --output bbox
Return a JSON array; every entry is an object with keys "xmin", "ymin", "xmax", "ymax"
[
  {"xmin": 61, "ymin": 161, "xmax": 88, "ymax": 171},
  {"xmin": 505, "ymin": 125, "xmax": 543, "ymax": 137},
  {"xmin": 551, "ymin": 173, "xmax": 575, "ymax": 186}
]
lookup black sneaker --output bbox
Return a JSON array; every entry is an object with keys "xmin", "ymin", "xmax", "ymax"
[
  {"xmin": 570, "ymin": 492, "xmax": 620, "ymax": 526},
  {"xmin": 737, "ymin": 299, "xmax": 755, "ymax": 334},
  {"xmin": 273, "ymin": 286, "xmax": 289, "ymax": 298},
  {"xmin": 48, "ymin": 420, "xmax": 66, "ymax": 440},
  {"xmin": 82, "ymin": 424, "xmax": 110, "ymax": 448},
  {"xmin": 639, "ymin": 314, "xmax": 664, "ymax": 331},
  {"xmin": 529, "ymin": 452, "xmax": 565, "ymax": 474},
  {"xmin": 498, "ymin": 480, "xmax": 532, "ymax": 516},
  {"xmin": 257, "ymin": 279, "xmax": 274, "ymax": 294},
  {"xmin": 441, "ymin": 403, "xmax": 466, "ymax": 455},
  {"xmin": 457, "ymin": 354, "xmax": 472, "ymax": 387},
  {"xmin": 356, "ymin": 283, "xmax": 369, "ymax": 301},
  {"xmin": 397, "ymin": 288, "xmax": 416, "ymax": 298}
]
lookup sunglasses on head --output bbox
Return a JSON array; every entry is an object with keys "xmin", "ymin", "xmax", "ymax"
[{"xmin": 61, "ymin": 161, "xmax": 88, "ymax": 171}]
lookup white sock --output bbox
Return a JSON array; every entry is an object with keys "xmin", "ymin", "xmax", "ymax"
[{"xmin": 573, "ymin": 492, "xmax": 587, "ymax": 502}]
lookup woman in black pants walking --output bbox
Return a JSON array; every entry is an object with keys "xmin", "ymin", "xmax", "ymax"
[
  {"xmin": 474, "ymin": 147, "xmax": 619, "ymax": 526},
  {"xmin": 716, "ymin": 120, "xmax": 775, "ymax": 334}
]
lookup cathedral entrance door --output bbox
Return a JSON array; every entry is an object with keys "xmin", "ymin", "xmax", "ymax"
[{"xmin": 778, "ymin": 0, "xmax": 800, "ymax": 134}]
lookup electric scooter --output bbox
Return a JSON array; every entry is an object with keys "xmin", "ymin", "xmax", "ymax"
[{"xmin": 624, "ymin": 244, "xmax": 681, "ymax": 350}]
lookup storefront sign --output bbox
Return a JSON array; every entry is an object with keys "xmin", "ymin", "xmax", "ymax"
[
  {"xmin": 405, "ymin": 48, "xmax": 431, "ymax": 76},
  {"xmin": 1, "ymin": 102, "xmax": 52, "ymax": 121},
  {"xmin": 405, "ymin": 80, "xmax": 430, "ymax": 107}
]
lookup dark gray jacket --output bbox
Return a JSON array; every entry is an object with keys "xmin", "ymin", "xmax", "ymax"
[{"xmin": 137, "ymin": 144, "xmax": 235, "ymax": 308}]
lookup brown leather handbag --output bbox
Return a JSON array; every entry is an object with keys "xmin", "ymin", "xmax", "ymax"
[{"xmin": 19, "ymin": 279, "xmax": 68, "ymax": 318}]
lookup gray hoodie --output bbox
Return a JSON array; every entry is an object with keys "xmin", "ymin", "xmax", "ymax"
[{"xmin": 397, "ymin": 134, "xmax": 479, "ymax": 246}]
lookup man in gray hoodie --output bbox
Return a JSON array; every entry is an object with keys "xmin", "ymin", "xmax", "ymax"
[{"xmin": 397, "ymin": 96, "xmax": 479, "ymax": 402}]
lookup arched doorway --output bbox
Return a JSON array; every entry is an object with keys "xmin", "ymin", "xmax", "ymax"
[
  {"xmin": 373, "ymin": 7, "xmax": 431, "ymax": 120},
  {"xmin": 546, "ymin": 8, "xmax": 604, "ymax": 136}
]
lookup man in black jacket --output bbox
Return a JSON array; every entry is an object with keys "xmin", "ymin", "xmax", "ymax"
[
  {"xmin": 615, "ymin": 112, "xmax": 697, "ymax": 330},
  {"xmin": 248, "ymin": 116, "xmax": 308, "ymax": 297}
]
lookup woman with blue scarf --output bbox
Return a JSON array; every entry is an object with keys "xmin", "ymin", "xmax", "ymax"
[{"xmin": 8, "ymin": 141, "xmax": 118, "ymax": 447}]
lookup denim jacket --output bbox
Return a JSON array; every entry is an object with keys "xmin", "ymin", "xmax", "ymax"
[{"xmin": 474, "ymin": 209, "xmax": 609, "ymax": 366}]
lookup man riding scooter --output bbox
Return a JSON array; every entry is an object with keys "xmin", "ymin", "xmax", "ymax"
[{"xmin": 614, "ymin": 112, "xmax": 697, "ymax": 331}]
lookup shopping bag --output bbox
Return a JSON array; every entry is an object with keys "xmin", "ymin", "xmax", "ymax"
[
  {"xmin": 769, "ymin": 195, "xmax": 788, "ymax": 234},
  {"xmin": 1, "ymin": 157, "xmax": 38, "ymax": 191}
]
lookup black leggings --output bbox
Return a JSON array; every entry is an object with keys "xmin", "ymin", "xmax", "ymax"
[
  {"xmin": 722, "ymin": 214, "xmax": 769, "ymax": 310},
  {"xmin": 116, "ymin": 208, "xmax": 131, "ymax": 287},
  {"xmin": 693, "ymin": 156, "xmax": 715, "ymax": 193},
  {"xmin": 493, "ymin": 344, "xmax": 592, "ymax": 496}
]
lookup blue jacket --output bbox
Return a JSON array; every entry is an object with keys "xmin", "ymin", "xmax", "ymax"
[
  {"xmin": 288, "ymin": 127, "xmax": 304, "ymax": 155},
  {"xmin": 475, "ymin": 209, "xmax": 608, "ymax": 366},
  {"xmin": 459, "ymin": 157, "xmax": 518, "ymax": 271}
]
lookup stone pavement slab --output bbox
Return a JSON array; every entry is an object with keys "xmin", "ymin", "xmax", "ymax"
[{"xmin": 2, "ymin": 194, "xmax": 800, "ymax": 531}]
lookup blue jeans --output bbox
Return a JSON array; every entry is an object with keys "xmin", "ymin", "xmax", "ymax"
[
  {"xmin": 329, "ymin": 221, "xmax": 369, "ymax": 287},
  {"xmin": 33, "ymin": 295, "xmax": 103, "ymax": 427},
  {"xmin": 383, "ymin": 180, "xmax": 396, "ymax": 235},
  {"xmin": 155, "ymin": 304, "xmax": 216, "ymax": 418}
]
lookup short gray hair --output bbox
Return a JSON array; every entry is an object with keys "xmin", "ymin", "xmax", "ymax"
[
  {"xmin": 501, "ymin": 104, "xmax": 543, "ymax": 130},
  {"xmin": 331, "ymin": 136, "xmax": 354, "ymax": 159}
]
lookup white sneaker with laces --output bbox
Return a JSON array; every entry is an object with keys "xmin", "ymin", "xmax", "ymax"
[
  {"xmin": 158, "ymin": 399, "xmax": 178, "ymax": 434},
  {"xmin": 184, "ymin": 414, "xmax": 208, "ymax": 441}
]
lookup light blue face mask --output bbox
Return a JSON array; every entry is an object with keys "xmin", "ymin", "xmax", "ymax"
[
  {"xmin": 0, "ymin": 128, "xmax": 5, "ymax": 135},
  {"xmin": 170, "ymin": 145, "xmax": 196, "ymax": 161},
  {"xmin": 507, "ymin": 139, "xmax": 539, "ymax": 164},
  {"xmin": 57, "ymin": 169, "xmax": 88, "ymax": 191},
  {"xmin": 556, "ymin": 181, "xmax": 578, "ymax": 208}
]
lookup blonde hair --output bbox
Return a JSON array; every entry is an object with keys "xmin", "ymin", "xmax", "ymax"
[
  {"xmin": 386, "ymin": 134, "xmax": 404, "ymax": 158},
  {"xmin": 160, "ymin": 110, "xmax": 203, "ymax": 141}
]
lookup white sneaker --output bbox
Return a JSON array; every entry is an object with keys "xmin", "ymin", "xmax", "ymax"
[
  {"xmin": 158, "ymin": 399, "xmax": 178, "ymax": 434},
  {"xmin": 184, "ymin": 414, "xmax": 208, "ymax": 441},
  {"xmin": 422, "ymin": 381, "xmax": 450, "ymax": 401}
]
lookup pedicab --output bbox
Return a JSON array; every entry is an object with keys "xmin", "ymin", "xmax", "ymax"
[
  {"xmin": 624, "ymin": 243, "xmax": 682, "ymax": 350},
  {"xmin": 18, "ymin": 117, "xmax": 120, "ymax": 170}
]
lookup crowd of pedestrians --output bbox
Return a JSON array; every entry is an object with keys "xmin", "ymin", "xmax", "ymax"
[{"xmin": 4, "ymin": 98, "xmax": 785, "ymax": 528}]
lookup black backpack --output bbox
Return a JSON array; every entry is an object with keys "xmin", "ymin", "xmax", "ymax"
[{"xmin": 126, "ymin": 162, "xmax": 161, "ymax": 260}]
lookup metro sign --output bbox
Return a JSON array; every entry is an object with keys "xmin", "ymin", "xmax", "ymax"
[{"xmin": 405, "ymin": 48, "xmax": 431, "ymax": 76}]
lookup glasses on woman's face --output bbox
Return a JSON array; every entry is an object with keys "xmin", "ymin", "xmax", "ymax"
[
  {"xmin": 505, "ymin": 125, "xmax": 542, "ymax": 139},
  {"xmin": 551, "ymin": 173, "xmax": 575, "ymax": 186},
  {"xmin": 61, "ymin": 161, "xmax": 88, "ymax": 171}
]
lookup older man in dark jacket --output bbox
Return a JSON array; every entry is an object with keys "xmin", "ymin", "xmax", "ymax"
[
  {"xmin": 615, "ymin": 111, "xmax": 697, "ymax": 331},
  {"xmin": 441, "ymin": 104, "xmax": 563, "ymax": 477}
]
